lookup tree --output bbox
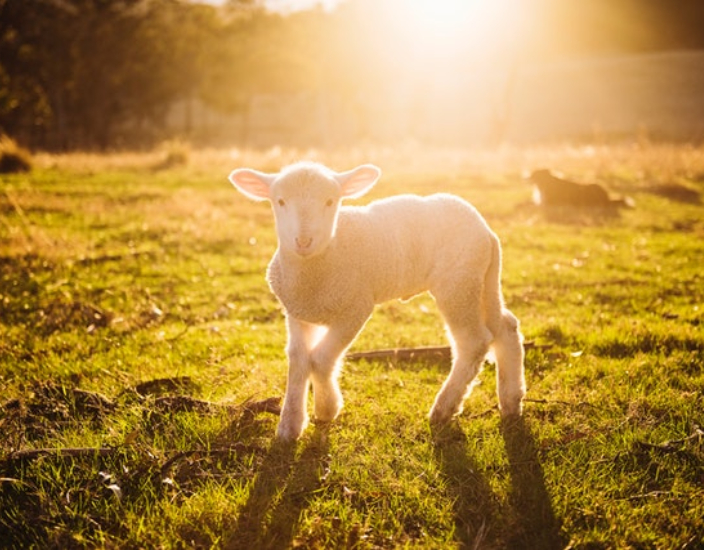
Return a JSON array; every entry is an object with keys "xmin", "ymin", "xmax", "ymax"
[{"xmin": 0, "ymin": 0, "xmax": 220, "ymax": 149}]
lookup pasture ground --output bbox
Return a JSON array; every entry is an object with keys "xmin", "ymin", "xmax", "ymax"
[{"xmin": 1, "ymin": 143, "xmax": 703, "ymax": 548}]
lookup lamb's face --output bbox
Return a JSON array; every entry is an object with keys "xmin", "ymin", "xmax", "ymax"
[
  {"xmin": 229, "ymin": 162, "xmax": 381, "ymax": 258},
  {"xmin": 270, "ymin": 171, "xmax": 342, "ymax": 258}
]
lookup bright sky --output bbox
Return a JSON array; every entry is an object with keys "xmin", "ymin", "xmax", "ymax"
[{"xmin": 202, "ymin": 0, "xmax": 527, "ymax": 70}]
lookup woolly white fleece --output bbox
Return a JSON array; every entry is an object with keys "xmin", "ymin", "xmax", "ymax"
[
  {"xmin": 228, "ymin": 162, "xmax": 525, "ymax": 441},
  {"xmin": 267, "ymin": 194, "xmax": 494, "ymax": 325}
]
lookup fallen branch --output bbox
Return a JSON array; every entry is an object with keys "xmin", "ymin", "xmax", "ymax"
[
  {"xmin": 159, "ymin": 443, "xmax": 265, "ymax": 475},
  {"xmin": 634, "ymin": 427, "xmax": 703, "ymax": 454},
  {"xmin": 7, "ymin": 447, "xmax": 116, "ymax": 460},
  {"xmin": 662, "ymin": 426, "xmax": 704, "ymax": 447},
  {"xmin": 347, "ymin": 341, "xmax": 546, "ymax": 363},
  {"xmin": 347, "ymin": 346, "xmax": 452, "ymax": 362}
]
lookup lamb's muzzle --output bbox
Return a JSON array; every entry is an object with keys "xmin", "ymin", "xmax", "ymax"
[{"xmin": 295, "ymin": 236, "xmax": 313, "ymax": 252}]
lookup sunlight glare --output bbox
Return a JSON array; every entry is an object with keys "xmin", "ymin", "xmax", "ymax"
[
  {"xmin": 392, "ymin": 0, "xmax": 526, "ymax": 63},
  {"xmin": 404, "ymin": 0, "xmax": 474, "ymax": 42}
]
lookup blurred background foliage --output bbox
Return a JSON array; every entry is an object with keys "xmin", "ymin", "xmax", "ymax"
[{"xmin": 1, "ymin": 0, "xmax": 704, "ymax": 151}]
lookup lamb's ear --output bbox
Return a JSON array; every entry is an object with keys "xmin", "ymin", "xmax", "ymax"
[
  {"xmin": 335, "ymin": 164, "xmax": 381, "ymax": 199},
  {"xmin": 228, "ymin": 169, "xmax": 276, "ymax": 201}
]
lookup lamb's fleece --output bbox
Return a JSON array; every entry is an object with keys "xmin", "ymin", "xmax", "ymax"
[{"xmin": 267, "ymin": 192, "xmax": 495, "ymax": 326}]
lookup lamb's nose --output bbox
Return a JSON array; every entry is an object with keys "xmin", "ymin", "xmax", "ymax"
[{"xmin": 296, "ymin": 237, "xmax": 313, "ymax": 249}]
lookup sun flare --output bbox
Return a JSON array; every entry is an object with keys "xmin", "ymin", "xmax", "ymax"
[
  {"xmin": 389, "ymin": 0, "xmax": 526, "ymax": 62},
  {"xmin": 403, "ymin": 0, "xmax": 475, "ymax": 41}
]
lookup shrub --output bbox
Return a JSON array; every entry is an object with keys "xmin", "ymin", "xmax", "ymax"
[{"xmin": 0, "ymin": 135, "xmax": 32, "ymax": 173}]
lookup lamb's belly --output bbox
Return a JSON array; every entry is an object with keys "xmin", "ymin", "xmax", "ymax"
[
  {"xmin": 372, "ymin": 267, "xmax": 432, "ymax": 305},
  {"xmin": 374, "ymin": 285, "xmax": 427, "ymax": 305}
]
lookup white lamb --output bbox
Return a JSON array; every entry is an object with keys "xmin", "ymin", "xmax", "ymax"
[{"xmin": 228, "ymin": 161, "xmax": 526, "ymax": 441}]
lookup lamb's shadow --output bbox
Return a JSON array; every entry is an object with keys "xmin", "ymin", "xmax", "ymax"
[
  {"xmin": 501, "ymin": 416, "xmax": 566, "ymax": 549},
  {"xmin": 432, "ymin": 422, "xmax": 503, "ymax": 548},
  {"xmin": 433, "ymin": 418, "xmax": 565, "ymax": 549},
  {"xmin": 224, "ymin": 424, "xmax": 331, "ymax": 550}
]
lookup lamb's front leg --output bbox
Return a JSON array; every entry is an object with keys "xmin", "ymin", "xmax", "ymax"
[
  {"xmin": 309, "ymin": 311, "xmax": 371, "ymax": 424},
  {"xmin": 277, "ymin": 317, "xmax": 324, "ymax": 442}
]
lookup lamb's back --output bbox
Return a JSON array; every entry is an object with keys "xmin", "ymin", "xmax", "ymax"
[{"xmin": 336, "ymin": 194, "xmax": 493, "ymax": 303}]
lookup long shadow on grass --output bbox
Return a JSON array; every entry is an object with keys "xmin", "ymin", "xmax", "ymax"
[
  {"xmin": 501, "ymin": 416, "xmax": 565, "ymax": 549},
  {"xmin": 224, "ymin": 425, "xmax": 330, "ymax": 550},
  {"xmin": 433, "ymin": 418, "xmax": 565, "ymax": 549},
  {"xmin": 432, "ymin": 422, "xmax": 504, "ymax": 548}
]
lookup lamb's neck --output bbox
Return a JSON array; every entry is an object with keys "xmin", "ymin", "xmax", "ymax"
[{"xmin": 277, "ymin": 246, "xmax": 330, "ymax": 276}]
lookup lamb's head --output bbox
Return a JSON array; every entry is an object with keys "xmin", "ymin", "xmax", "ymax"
[{"xmin": 229, "ymin": 162, "xmax": 381, "ymax": 257}]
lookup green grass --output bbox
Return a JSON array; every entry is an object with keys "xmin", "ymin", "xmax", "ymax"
[{"xmin": 1, "ymin": 145, "xmax": 703, "ymax": 548}]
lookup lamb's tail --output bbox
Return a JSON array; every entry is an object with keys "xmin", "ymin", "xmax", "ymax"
[
  {"xmin": 484, "ymin": 234, "xmax": 526, "ymax": 417},
  {"xmin": 482, "ymin": 235, "xmax": 505, "ymax": 337}
]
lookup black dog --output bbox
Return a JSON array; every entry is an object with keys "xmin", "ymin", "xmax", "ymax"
[{"xmin": 527, "ymin": 169, "xmax": 634, "ymax": 209}]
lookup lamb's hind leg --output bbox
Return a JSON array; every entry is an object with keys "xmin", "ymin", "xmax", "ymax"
[
  {"xmin": 429, "ymin": 284, "xmax": 492, "ymax": 425},
  {"xmin": 493, "ymin": 309, "xmax": 526, "ymax": 417}
]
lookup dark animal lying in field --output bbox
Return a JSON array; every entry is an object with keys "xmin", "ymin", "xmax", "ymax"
[{"xmin": 527, "ymin": 169, "xmax": 634, "ymax": 209}]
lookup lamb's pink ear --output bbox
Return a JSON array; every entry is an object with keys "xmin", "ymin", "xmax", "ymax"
[
  {"xmin": 335, "ymin": 164, "xmax": 381, "ymax": 199},
  {"xmin": 228, "ymin": 169, "xmax": 276, "ymax": 201}
]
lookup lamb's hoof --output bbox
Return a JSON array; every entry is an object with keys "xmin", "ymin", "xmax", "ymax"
[
  {"xmin": 428, "ymin": 406, "xmax": 454, "ymax": 427},
  {"xmin": 499, "ymin": 397, "xmax": 524, "ymax": 419},
  {"xmin": 313, "ymin": 402, "xmax": 342, "ymax": 423},
  {"xmin": 276, "ymin": 426, "xmax": 302, "ymax": 442},
  {"xmin": 276, "ymin": 416, "xmax": 307, "ymax": 442}
]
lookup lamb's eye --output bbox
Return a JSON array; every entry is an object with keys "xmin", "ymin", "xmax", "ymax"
[
  {"xmin": 325, "ymin": 199, "xmax": 334, "ymax": 207},
  {"xmin": 277, "ymin": 199, "xmax": 285, "ymax": 207}
]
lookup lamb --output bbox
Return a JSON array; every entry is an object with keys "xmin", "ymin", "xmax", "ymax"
[{"xmin": 228, "ymin": 161, "xmax": 526, "ymax": 441}]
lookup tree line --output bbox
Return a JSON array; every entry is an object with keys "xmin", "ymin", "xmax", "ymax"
[{"xmin": 1, "ymin": 0, "xmax": 703, "ymax": 151}]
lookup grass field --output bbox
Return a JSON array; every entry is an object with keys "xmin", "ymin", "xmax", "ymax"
[{"xmin": 1, "ymin": 143, "xmax": 703, "ymax": 549}]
